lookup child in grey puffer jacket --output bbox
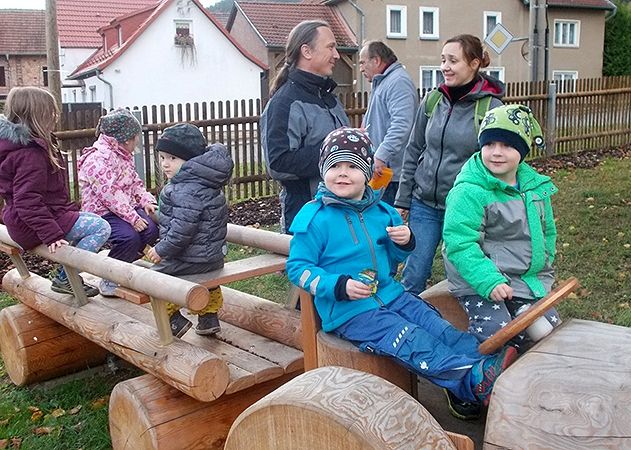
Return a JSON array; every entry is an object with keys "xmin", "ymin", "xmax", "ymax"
[{"xmin": 147, "ymin": 123, "xmax": 233, "ymax": 337}]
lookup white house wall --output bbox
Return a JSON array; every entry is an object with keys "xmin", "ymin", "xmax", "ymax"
[{"xmin": 81, "ymin": 2, "xmax": 262, "ymax": 109}]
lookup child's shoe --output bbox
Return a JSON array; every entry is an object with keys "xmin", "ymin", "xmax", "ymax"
[
  {"xmin": 51, "ymin": 273, "xmax": 99, "ymax": 297},
  {"xmin": 443, "ymin": 388, "xmax": 481, "ymax": 421},
  {"xmin": 169, "ymin": 310, "xmax": 193, "ymax": 338},
  {"xmin": 98, "ymin": 279, "xmax": 119, "ymax": 297},
  {"xmin": 472, "ymin": 346, "xmax": 518, "ymax": 406},
  {"xmin": 196, "ymin": 313, "xmax": 221, "ymax": 335}
]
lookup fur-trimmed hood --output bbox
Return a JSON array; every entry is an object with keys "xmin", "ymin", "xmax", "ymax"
[{"xmin": 0, "ymin": 115, "xmax": 33, "ymax": 149}]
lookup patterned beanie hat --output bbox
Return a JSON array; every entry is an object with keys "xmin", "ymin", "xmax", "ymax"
[
  {"xmin": 155, "ymin": 123, "xmax": 207, "ymax": 161},
  {"xmin": 97, "ymin": 108, "xmax": 142, "ymax": 144},
  {"xmin": 478, "ymin": 104, "xmax": 545, "ymax": 161},
  {"xmin": 319, "ymin": 127, "xmax": 375, "ymax": 182}
]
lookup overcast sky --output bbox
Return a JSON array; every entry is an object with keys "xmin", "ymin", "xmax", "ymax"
[{"xmin": 0, "ymin": 0, "xmax": 218, "ymax": 8}]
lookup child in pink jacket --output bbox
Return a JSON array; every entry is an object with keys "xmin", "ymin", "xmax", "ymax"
[{"xmin": 78, "ymin": 108, "xmax": 158, "ymax": 296}]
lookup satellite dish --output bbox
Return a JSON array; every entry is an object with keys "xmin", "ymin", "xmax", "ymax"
[{"xmin": 521, "ymin": 41, "xmax": 529, "ymax": 62}]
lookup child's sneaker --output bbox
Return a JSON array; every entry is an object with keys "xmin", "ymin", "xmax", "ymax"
[
  {"xmin": 169, "ymin": 310, "xmax": 192, "ymax": 338},
  {"xmin": 51, "ymin": 274, "xmax": 99, "ymax": 297},
  {"xmin": 196, "ymin": 313, "xmax": 221, "ymax": 335},
  {"xmin": 443, "ymin": 388, "xmax": 481, "ymax": 421},
  {"xmin": 473, "ymin": 346, "xmax": 518, "ymax": 406},
  {"xmin": 98, "ymin": 279, "xmax": 119, "ymax": 297}
]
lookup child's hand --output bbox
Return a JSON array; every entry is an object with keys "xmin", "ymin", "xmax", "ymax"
[
  {"xmin": 490, "ymin": 283, "xmax": 513, "ymax": 302},
  {"xmin": 346, "ymin": 279, "xmax": 373, "ymax": 300},
  {"xmin": 133, "ymin": 217, "xmax": 148, "ymax": 232},
  {"xmin": 386, "ymin": 225, "xmax": 411, "ymax": 245},
  {"xmin": 146, "ymin": 247, "xmax": 161, "ymax": 263},
  {"xmin": 47, "ymin": 239, "xmax": 69, "ymax": 253},
  {"xmin": 144, "ymin": 203, "xmax": 157, "ymax": 216}
]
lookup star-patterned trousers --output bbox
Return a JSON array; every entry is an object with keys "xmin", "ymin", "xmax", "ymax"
[
  {"xmin": 333, "ymin": 292, "xmax": 490, "ymax": 403},
  {"xmin": 458, "ymin": 294, "xmax": 561, "ymax": 351}
]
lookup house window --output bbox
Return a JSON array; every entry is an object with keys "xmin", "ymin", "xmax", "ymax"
[
  {"xmin": 419, "ymin": 66, "xmax": 444, "ymax": 91},
  {"xmin": 553, "ymin": 70, "xmax": 578, "ymax": 92},
  {"xmin": 481, "ymin": 67, "xmax": 505, "ymax": 82},
  {"xmin": 174, "ymin": 20, "xmax": 193, "ymax": 45},
  {"xmin": 554, "ymin": 20, "xmax": 579, "ymax": 47},
  {"xmin": 0, "ymin": 66, "xmax": 6, "ymax": 87},
  {"xmin": 419, "ymin": 7, "xmax": 439, "ymax": 40},
  {"xmin": 386, "ymin": 6, "xmax": 407, "ymax": 39},
  {"xmin": 42, "ymin": 66, "xmax": 48, "ymax": 86},
  {"xmin": 484, "ymin": 11, "xmax": 502, "ymax": 37}
]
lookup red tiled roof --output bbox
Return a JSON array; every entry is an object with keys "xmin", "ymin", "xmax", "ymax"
[
  {"xmin": 545, "ymin": 0, "xmax": 614, "ymax": 9},
  {"xmin": 57, "ymin": 0, "xmax": 160, "ymax": 48},
  {"xmin": 234, "ymin": 2, "xmax": 357, "ymax": 48},
  {"xmin": 71, "ymin": 0, "xmax": 267, "ymax": 78},
  {"xmin": 0, "ymin": 10, "xmax": 46, "ymax": 54}
]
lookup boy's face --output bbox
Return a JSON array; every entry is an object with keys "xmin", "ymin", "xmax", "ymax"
[
  {"xmin": 481, "ymin": 141, "xmax": 521, "ymax": 183},
  {"xmin": 159, "ymin": 151, "xmax": 186, "ymax": 180},
  {"xmin": 324, "ymin": 161, "xmax": 366, "ymax": 200}
]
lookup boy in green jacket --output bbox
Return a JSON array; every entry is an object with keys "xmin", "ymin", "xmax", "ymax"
[{"xmin": 443, "ymin": 104, "xmax": 561, "ymax": 352}]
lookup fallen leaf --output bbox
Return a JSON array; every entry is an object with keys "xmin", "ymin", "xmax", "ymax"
[
  {"xmin": 90, "ymin": 396, "xmax": 109, "ymax": 410},
  {"xmin": 566, "ymin": 292, "xmax": 578, "ymax": 299},
  {"xmin": 10, "ymin": 437, "xmax": 21, "ymax": 449},
  {"xmin": 50, "ymin": 408, "xmax": 65, "ymax": 418},
  {"xmin": 618, "ymin": 232, "xmax": 625, "ymax": 237},
  {"xmin": 562, "ymin": 242, "xmax": 570, "ymax": 248},
  {"xmin": 0, "ymin": 418, "xmax": 8, "ymax": 426},
  {"xmin": 32, "ymin": 427, "xmax": 54, "ymax": 436},
  {"xmin": 0, "ymin": 439, "xmax": 7, "ymax": 449},
  {"xmin": 68, "ymin": 405, "xmax": 82, "ymax": 415},
  {"xmin": 624, "ymin": 244, "xmax": 630, "ymax": 249},
  {"xmin": 26, "ymin": 406, "xmax": 39, "ymax": 413},
  {"xmin": 30, "ymin": 410, "xmax": 43, "ymax": 422},
  {"xmin": 586, "ymin": 197, "xmax": 595, "ymax": 202}
]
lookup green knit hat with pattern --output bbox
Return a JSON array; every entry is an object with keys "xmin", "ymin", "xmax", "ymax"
[{"xmin": 478, "ymin": 104, "xmax": 545, "ymax": 161}]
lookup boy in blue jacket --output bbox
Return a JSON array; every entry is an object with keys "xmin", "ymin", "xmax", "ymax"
[{"xmin": 287, "ymin": 127, "xmax": 517, "ymax": 408}]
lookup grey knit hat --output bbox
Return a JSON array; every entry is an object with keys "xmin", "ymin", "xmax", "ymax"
[
  {"xmin": 319, "ymin": 127, "xmax": 375, "ymax": 182},
  {"xmin": 97, "ymin": 108, "xmax": 141, "ymax": 144},
  {"xmin": 155, "ymin": 123, "xmax": 207, "ymax": 161}
]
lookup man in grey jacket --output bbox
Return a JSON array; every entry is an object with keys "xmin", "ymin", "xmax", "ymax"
[{"xmin": 360, "ymin": 41, "xmax": 418, "ymax": 205}]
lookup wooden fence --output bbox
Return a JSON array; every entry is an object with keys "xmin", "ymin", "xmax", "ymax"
[{"xmin": 56, "ymin": 75, "xmax": 631, "ymax": 203}]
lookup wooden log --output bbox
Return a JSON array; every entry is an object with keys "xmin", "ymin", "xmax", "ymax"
[
  {"xmin": 0, "ymin": 303, "xmax": 108, "ymax": 385},
  {"xmin": 225, "ymin": 366, "xmax": 474, "ymax": 450},
  {"xmin": 2, "ymin": 269, "xmax": 229, "ymax": 402},
  {"xmin": 420, "ymin": 280, "xmax": 469, "ymax": 331},
  {"xmin": 0, "ymin": 224, "xmax": 208, "ymax": 310},
  {"xmin": 109, "ymin": 372, "xmax": 300, "ymax": 450},
  {"xmin": 227, "ymin": 224, "xmax": 291, "ymax": 255},
  {"xmin": 220, "ymin": 286, "xmax": 302, "ymax": 350},
  {"xmin": 485, "ymin": 319, "xmax": 631, "ymax": 449},
  {"xmin": 316, "ymin": 330, "xmax": 414, "ymax": 395}
]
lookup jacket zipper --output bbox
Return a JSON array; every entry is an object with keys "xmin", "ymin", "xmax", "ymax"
[
  {"xmin": 345, "ymin": 214, "xmax": 359, "ymax": 244},
  {"xmin": 357, "ymin": 212, "xmax": 385, "ymax": 307},
  {"xmin": 433, "ymin": 106, "xmax": 453, "ymax": 207}
]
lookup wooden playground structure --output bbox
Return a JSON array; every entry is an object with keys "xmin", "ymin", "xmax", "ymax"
[{"xmin": 1, "ymin": 223, "xmax": 630, "ymax": 449}]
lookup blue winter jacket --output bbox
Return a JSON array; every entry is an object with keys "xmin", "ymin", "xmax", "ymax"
[
  {"xmin": 362, "ymin": 62, "xmax": 418, "ymax": 180},
  {"xmin": 287, "ymin": 187, "xmax": 410, "ymax": 332}
]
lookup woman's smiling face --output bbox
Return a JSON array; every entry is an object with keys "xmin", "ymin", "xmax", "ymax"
[{"xmin": 440, "ymin": 42, "xmax": 480, "ymax": 87}]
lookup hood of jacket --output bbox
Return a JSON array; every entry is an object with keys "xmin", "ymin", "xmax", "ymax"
[
  {"xmin": 0, "ymin": 115, "xmax": 34, "ymax": 153},
  {"xmin": 454, "ymin": 152, "xmax": 553, "ymax": 193},
  {"xmin": 438, "ymin": 72, "xmax": 505, "ymax": 103},
  {"xmin": 78, "ymin": 133, "xmax": 132, "ymax": 165},
  {"xmin": 171, "ymin": 143, "xmax": 233, "ymax": 189}
]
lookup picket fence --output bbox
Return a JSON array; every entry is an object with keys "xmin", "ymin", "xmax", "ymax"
[{"xmin": 55, "ymin": 75, "xmax": 631, "ymax": 203}]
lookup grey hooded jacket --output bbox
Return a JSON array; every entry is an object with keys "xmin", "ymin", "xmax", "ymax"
[
  {"xmin": 153, "ymin": 143, "xmax": 233, "ymax": 276},
  {"xmin": 395, "ymin": 74, "xmax": 504, "ymax": 210}
]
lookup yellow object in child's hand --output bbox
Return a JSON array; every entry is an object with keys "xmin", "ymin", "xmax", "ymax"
[{"xmin": 368, "ymin": 167, "xmax": 393, "ymax": 190}]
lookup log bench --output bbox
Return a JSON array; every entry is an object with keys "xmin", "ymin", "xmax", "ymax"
[{"xmin": 0, "ymin": 223, "xmax": 305, "ymax": 449}]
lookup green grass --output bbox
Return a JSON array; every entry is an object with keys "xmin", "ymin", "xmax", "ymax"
[{"xmin": 1, "ymin": 156, "xmax": 630, "ymax": 447}]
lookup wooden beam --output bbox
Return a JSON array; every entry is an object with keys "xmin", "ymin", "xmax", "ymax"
[
  {"xmin": 299, "ymin": 290, "xmax": 319, "ymax": 371},
  {"xmin": 227, "ymin": 224, "xmax": 291, "ymax": 256}
]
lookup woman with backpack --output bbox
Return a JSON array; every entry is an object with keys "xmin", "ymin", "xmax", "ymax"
[{"xmin": 395, "ymin": 34, "xmax": 504, "ymax": 296}]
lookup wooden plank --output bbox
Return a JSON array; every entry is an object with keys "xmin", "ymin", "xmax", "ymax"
[
  {"xmin": 113, "ymin": 286, "xmax": 150, "ymax": 305},
  {"xmin": 300, "ymin": 289, "xmax": 319, "ymax": 371},
  {"xmin": 179, "ymin": 253, "xmax": 286, "ymax": 288},
  {"xmin": 0, "ymin": 241, "xmax": 21, "ymax": 255},
  {"xmin": 486, "ymin": 319, "xmax": 631, "ymax": 449}
]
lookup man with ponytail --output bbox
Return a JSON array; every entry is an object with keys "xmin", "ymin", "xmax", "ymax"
[{"xmin": 261, "ymin": 20, "xmax": 349, "ymax": 233}]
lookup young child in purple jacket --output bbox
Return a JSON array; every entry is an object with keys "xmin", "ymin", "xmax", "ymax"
[{"xmin": 0, "ymin": 87, "xmax": 111, "ymax": 297}]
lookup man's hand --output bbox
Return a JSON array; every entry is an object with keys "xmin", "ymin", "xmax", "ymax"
[
  {"xmin": 146, "ymin": 246, "xmax": 161, "ymax": 263},
  {"xmin": 346, "ymin": 279, "xmax": 373, "ymax": 300},
  {"xmin": 47, "ymin": 239, "xmax": 69, "ymax": 253},
  {"xmin": 490, "ymin": 283, "xmax": 513, "ymax": 302},
  {"xmin": 133, "ymin": 217, "xmax": 148, "ymax": 232},
  {"xmin": 374, "ymin": 158, "xmax": 387, "ymax": 177},
  {"xmin": 386, "ymin": 225, "xmax": 411, "ymax": 246}
]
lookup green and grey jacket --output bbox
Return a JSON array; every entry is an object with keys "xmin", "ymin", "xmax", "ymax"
[{"xmin": 442, "ymin": 153, "xmax": 558, "ymax": 300}]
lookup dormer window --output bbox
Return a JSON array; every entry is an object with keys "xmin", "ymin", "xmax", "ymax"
[{"xmin": 174, "ymin": 20, "xmax": 193, "ymax": 46}]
